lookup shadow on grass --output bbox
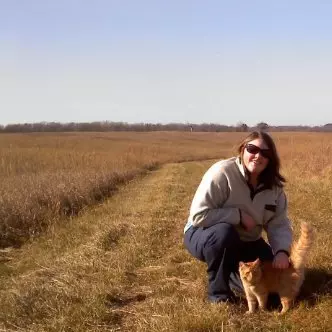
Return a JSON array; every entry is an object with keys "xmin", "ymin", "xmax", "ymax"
[
  {"xmin": 298, "ymin": 268, "xmax": 332, "ymax": 305},
  {"xmin": 105, "ymin": 293, "xmax": 147, "ymax": 308},
  {"xmin": 100, "ymin": 224, "xmax": 128, "ymax": 250}
]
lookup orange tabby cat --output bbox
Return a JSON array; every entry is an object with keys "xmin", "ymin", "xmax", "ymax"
[{"xmin": 239, "ymin": 222, "xmax": 313, "ymax": 314}]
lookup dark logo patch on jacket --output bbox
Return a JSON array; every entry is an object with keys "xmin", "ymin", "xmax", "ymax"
[{"xmin": 265, "ymin": 204, "xmax": 277, "ymax": 212}]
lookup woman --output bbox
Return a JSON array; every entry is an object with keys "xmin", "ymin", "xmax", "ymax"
[{"xmin": 184, "ymin": 131, "xmax": 292, "ymax": 303}]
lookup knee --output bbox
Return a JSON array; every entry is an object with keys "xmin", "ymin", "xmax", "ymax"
[{"xmin": 204, "ymin": 223, "xmax": 239, "ymax": 252}]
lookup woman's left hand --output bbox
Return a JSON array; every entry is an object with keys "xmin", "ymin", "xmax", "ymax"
[{"xmin": 272, "ymin": 252, "xmax": 289, "ymax": 269}]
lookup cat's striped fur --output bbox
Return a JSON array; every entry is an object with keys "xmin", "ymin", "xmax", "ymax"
[{"xmin": 239, "ymin": 222, "xmax": 313, "ymax": 314}]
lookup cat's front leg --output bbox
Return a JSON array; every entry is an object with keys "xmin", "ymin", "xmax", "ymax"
[
  {"xmin": 245, "ymin": 298, "xmax": 257, "ymax": 314},
  {"xmin": 256, "ymin": 291, "xmax": 268, "ymax": 311},
  {"xmin": 245, "ymin": 289, "xmax": 257, "ymax": 314}
]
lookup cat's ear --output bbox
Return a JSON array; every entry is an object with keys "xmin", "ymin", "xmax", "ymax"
[
  {"xmin": 239, "ymin": 261, "xmax": 244, "ymax": 267},
  {"xmin": 253, "ymin": 258, "xmax": 260, "ymax": 265}
]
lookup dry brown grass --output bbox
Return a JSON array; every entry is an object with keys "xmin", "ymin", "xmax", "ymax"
[
  {"xmin": 0, "ymin": 132, "xmax": 239, "ymax": 247},
  {"xmin": 0, "ymin": 132, "xmax": 331, "ymax": 331}
]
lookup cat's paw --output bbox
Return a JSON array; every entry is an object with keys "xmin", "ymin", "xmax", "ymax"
[
  {"xmin": 245, "ymin": 310, "xmax": 255, "ymax": 315},
  {"xmin": 278, "ymin": 310, "xmax": 288, "ymax": 315}
]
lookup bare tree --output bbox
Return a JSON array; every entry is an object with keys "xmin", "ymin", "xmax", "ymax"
[{"xmin": 256, "ymin": 122, "xmax": 269, "ymax": 131}]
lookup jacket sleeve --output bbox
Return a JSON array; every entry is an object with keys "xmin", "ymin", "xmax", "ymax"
[
  {"xmin": 189, "ymin": 165, "xmax": 241, "ymax": 228},
  {"xmin": 264, "ymin": 189, "xmax": 293, "ymax": 254}
]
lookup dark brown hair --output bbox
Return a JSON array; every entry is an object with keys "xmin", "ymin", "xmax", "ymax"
[{"xmin": 237, "ymin": 131, "xmax": 286, "ymax": 188}]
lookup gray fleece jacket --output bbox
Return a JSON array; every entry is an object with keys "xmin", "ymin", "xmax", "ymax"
[{"xmin": 184, "ymin": 157, "xmax": 293, "ymax": 255}]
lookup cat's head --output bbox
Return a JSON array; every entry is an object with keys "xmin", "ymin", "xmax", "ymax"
[{"xmin": 239, "ymin": 258, "xmax": 262, "ymax": 283}]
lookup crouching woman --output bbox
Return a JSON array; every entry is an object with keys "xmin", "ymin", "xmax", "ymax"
[{"xmin": 183, "ymin": 131, "xmax": 293, "ymax": 303}]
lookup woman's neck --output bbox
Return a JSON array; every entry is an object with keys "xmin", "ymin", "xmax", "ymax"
[{"xmin": 249, "ymin": 174, "xmax": 259, "ymax": 188}]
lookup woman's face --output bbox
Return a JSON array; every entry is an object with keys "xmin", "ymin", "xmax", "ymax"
[{"xmin": 242, "ymin": 138, "xmax": 270, "ymax": 176}]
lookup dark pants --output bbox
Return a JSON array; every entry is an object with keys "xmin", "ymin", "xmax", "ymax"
[{"xmin": 184, "ymin": 223, "xmax": 274, "ymax": 302}]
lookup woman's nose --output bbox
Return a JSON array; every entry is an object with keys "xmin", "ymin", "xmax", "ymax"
[{"xmin": 254, "ymin": 152, "xmax": 263, "ymax": 158}]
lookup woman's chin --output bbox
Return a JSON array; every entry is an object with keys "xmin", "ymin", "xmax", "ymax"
[{"xmin": 248, "ymin": 166, "xmax": 262, "ymax": 175}]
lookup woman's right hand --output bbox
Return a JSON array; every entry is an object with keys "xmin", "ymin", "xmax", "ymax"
[{"xmin": 240, "ymin": 211, "xmax": 256, "ymax": 231}]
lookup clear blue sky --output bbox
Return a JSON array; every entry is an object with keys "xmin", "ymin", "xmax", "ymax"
[{"xmin": 1, "ymin": 0, "xmax": 332, "ymax": 126}]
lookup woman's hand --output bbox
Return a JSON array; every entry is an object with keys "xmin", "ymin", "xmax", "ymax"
[
  {"xmin": 240, "ymin": 211, "xmax": 256, "ymax": 231},
  {"xmin": 272, "ymin": 252, "xmax": 289, "ymax": 269}
]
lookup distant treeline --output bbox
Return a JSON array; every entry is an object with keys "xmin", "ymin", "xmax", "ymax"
[{"xmin": 1, "ymin": 121, "xmax": 332, "ymax": 133}]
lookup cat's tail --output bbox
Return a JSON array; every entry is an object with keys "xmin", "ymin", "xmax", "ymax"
[{"xmin": 290, "ymin": 222, "xmax": 313, "ymax": 270}]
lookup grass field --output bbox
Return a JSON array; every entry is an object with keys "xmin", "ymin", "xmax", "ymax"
[
  {"xmin": 0, "ymin": 132, "xmax": 238, "ymax": 247},
  {"xmin": 0, "ymin": 132, "xmax": 331, "ymax": 331}
]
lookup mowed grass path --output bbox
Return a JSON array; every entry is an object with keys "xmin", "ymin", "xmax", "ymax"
[{"xmin": 0, "ymin": 159, "xmax": 331, "ymax": 331}]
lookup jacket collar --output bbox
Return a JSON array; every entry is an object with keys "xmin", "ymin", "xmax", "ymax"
[
  {"xmin": 235, "ymin": 156, "xmax": 265, "ymax": 190},
  {"xmin": 235, "ymin": 156, "xmax": 249, "ymax": 181}
]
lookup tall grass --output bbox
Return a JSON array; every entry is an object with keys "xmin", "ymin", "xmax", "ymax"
[{"xmin": 0, "ymin": 131, "xmax": 240, "ymax": 247}]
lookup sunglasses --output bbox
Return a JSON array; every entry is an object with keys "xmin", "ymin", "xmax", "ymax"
[{"xmin": 245, "ymin": 144, "xmax": 271, "ymax": 159}]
